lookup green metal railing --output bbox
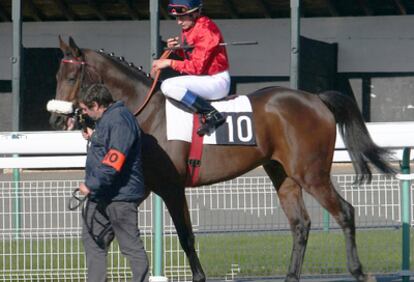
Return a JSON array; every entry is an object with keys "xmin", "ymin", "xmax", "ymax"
[
  {"xmin": 12, "ymin": 168, "xmax": 21, "ymax": 239},
  {"xmin": 153, "ymin": 194, "xmax": 165, "ymax": 280},
  {"xmin": 399, "ymin": 148, "xmax": 412, "ymax": 282}
]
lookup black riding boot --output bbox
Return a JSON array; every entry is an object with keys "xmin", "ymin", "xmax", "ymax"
[
  {"xmin": 191, "ymin": 96, "xmax": 226, "ymax": 136},
  {"xmin": 180, "ymin": 92, "xmax": 226, "ymax": 136}
]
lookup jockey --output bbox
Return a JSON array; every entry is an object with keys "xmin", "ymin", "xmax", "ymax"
[{"xmin": 152, "ymin": 0, "xmax": 230, "ymax": 136}]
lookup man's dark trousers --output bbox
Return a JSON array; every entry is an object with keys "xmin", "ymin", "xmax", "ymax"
[{"xmin": 82, "ymin": 200, "xmax": 149, "ymax": 282}]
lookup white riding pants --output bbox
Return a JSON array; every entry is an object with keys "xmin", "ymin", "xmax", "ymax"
[{"xmin": 160, "ymin": 71, "xmax": 231, "ymax": 101}]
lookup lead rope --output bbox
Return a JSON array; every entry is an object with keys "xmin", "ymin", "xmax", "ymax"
[
  {"xmin": 67, "ymin": 137, "xmax": 111, "ymax": 248},
  {"xmin": 133, "ymin": 50, "xmax": 172, "ymax": 116},
  {"xmin": 68, "ymin": 189, "xmax": 112, "ymax": 248}
]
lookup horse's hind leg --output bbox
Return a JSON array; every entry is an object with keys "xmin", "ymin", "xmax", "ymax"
[
  {"xmin": 298, "ymin": 177, "xmax": 373, "ymax": 282},
  {"xmin": 264, "ymin": 162, "xmax": 311, "ymax": 282},
  {"xmin": 160, "ymin": 187, "xmax": 205, "ymax": 282},
  {"xmin": 278, "ymin": 179, "xmax": 311, "ymax": 282}
]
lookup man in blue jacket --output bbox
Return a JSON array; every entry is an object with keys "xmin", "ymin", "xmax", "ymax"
[{"xmin": 78, "ymin": 84, "xmax": 149, "ymax": 282}]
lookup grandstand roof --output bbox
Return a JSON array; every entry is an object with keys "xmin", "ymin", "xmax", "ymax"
[{"xmin": 0, "ymin": 0, "xmax": 412, "ymax": 22}]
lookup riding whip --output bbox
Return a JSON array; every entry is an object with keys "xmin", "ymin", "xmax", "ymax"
[{"xmin": 164, "ymin": 40, "xmax": 258, "ymax": 51}]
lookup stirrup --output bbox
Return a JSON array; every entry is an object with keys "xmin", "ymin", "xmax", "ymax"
[
  {"xmin": 197, "ymin": 122, "xmax": 214, "ymax": 136},
  {"xmin": 196, "ymin": 112, "xmax": 225, "ymax": 136}
]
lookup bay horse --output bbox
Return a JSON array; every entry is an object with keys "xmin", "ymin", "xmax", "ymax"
[{"xmin": 50, "ymin": 37, "xmax": 394, "ymax": 282}]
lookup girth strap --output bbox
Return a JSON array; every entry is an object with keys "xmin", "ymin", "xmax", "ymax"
[{"xmin": 186, "ymin": 114, "xmax": 204, "ymax": 187}]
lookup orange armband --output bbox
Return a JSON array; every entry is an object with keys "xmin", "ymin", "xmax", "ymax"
[{"xmin": 102, "ymin": 149, "xmax": 126, "ymax": 172}]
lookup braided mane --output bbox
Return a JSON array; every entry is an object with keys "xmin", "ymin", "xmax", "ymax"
[{"xmin": 96, "ymin": 49, "xmax": 154, "ymax": 83}]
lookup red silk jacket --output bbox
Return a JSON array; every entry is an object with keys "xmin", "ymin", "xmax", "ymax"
[{"xmin": 171, "ymin": 16, "xmax": 229, "ymax": 75}]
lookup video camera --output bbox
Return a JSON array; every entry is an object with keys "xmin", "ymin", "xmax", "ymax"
[{"xmin": 47, "ymin": 99, "xmax": 95, "ymax": 130}]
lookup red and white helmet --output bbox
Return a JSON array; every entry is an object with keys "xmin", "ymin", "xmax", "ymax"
[{"xmin": 168, "ymin": 0, "xmax": 202, "ymax": 16}]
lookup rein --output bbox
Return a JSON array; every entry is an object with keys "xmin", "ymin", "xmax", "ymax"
[{"xmin": 133, "ymin": 50, "xmax": 172, "ymax": 116}]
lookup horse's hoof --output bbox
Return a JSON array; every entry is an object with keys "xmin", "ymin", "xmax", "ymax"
[
  {"xmin": 192, "ymin": 274, "xmax": 206, "ymax": 282},
  {"xmin": 364, "ymin": 274, "xmax": 377, "ymax": 282},
  {"xmin": 285, "ymin": 274, "xmax": 299, "ymax": 282}
]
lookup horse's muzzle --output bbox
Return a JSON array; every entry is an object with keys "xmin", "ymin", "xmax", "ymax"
[{"xmin": 49, "ymin": 113, "xmax": 72, "ymax": 130}]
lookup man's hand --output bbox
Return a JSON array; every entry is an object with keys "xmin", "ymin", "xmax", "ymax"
[
  {"xmin": 79, "ymin": 182, "xmax": 90, "ymax": 196},
  {"xmin": 167, "ymin": 36, "xmax": 180, "ymax": 48},
  {"xmin": 81, "ymin": 127, "xmax": 94, "ymax": 140}
]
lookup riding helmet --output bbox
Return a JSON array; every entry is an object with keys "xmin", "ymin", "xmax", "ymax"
[{"xmin": 168, "ymin": 0, "xmax": 202, "ymax": 16}]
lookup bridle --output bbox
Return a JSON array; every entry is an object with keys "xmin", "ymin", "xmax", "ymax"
[
  {"xmin": 60, "ymin": 49, "xmax": 172, "ymax": 117},
  {"xmin": 61, "ymin": 57, "xmax": 101, "ymax": 83},
  {"xmin": 60, "ymin": 57, "xmax": 103, "ymax": 103},
  {"xmin": 60, "ymin": 58, "xmax": 85, "ymax": 103}
]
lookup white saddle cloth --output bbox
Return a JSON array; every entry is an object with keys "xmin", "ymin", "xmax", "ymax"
[{"xmin": 166, "ymin": 95, "xmax": 253, "ymax": 144}]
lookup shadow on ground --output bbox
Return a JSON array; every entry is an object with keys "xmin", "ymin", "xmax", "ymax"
[{"xmin": 214, "ymin": 274, "xmax": 414, "ymax": 282}]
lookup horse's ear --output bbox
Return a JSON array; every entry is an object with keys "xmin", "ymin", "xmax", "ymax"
[
  {"xmin": 68, "ymin": 36, "xmax": 82, "ymax": 58},
  {"xmin": 59, "ymin": 35, "xmax": 70, "ymax": 54}
]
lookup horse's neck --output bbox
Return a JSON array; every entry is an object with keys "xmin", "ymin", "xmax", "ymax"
[
  {"xmin": 87, "ymin": 54, "xmax": 143, "ymax": 99},
  {"xmin": 85, "ymin": 51, "xmax": 165, "ymax": 132}
]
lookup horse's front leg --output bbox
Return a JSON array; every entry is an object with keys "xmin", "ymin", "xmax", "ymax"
[{"xmin": 161, "ymin": 187, "xmax": 206, "ymax": 282}]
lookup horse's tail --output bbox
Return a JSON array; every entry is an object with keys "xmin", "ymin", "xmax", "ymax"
[{"xmin": 318, "ymin": 91, "xmax": 396, "ymax": 184}]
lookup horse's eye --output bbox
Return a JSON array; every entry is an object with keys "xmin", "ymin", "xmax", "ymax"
[{"xmin": 67, "ymin": 77, "xmax": 76, "ymax": 84}]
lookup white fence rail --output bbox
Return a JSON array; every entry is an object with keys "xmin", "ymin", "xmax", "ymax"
[
  {"xmin": 0, "ymin": 122, "xmax": 414, "ymax": 168},
  {"xmin": 0, "ymin": 131, "xmax": 87, "ymax": 168}
]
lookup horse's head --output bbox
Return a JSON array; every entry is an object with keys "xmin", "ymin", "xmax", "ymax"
[
  {"xmin": 49, "ymin": 36, "xmax": 171, "ymax": 131},
  {"xmin": 50, "ymin": 36, "xmax": 98, "ymax": 130}
]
